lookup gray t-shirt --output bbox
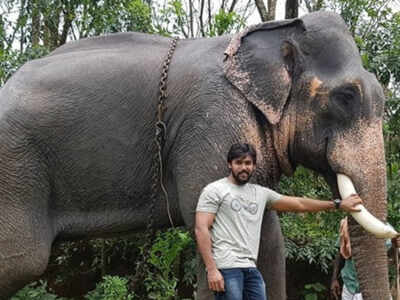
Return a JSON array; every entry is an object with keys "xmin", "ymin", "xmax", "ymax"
[{"xmin": 196, "ymin": 177, "xmax": 282, "ymax": 269}]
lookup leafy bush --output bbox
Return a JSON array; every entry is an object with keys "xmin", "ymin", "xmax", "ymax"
[
  {"xmin": 281, "ymin": 212, "xmax": 340, "ymax": 273},
  {"xmin": 144, "ymin": 228, "xmax": 194, "ymax": 300},
  {"xmin": 85, "ymin": 275, "xmax": 133, "ymax": 300},
  {"xmin": 279, "ymin": 167, "xmax": 343, "ymax": 273},
  {"xmin": 11, "ymin": 280, "xmax": 65, "ymax": 300},
  {"xmin": 302, "ymin": 282, "xmax": 327, "ymax": 300}
]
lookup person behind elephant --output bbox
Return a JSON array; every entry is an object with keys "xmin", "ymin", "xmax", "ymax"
[
  {"xmin": 330, "ymin": 217, "xmax": 400, "ymax": 300},
  {"xmin": 195, "ymin": 143, "xmax": 362, "ymax": 300}
]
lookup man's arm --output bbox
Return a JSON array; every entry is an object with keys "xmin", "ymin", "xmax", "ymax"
[
  {"xmin": 195, "ymin": 211, "xmax": 224, "ymax": 292},
  {"xmin": 330, "ymin": 252, "xmax": 345, "ymax": 300},
  {"xmin": 271, "ymin": 194, "xmax": 362, "ymax": 213}
]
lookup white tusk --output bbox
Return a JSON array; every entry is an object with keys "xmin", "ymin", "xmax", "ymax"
[{"xmin": 337, "ymin": 174, "xmax": 399, "ymax": 239}]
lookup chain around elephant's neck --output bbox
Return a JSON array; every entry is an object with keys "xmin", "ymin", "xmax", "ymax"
[
  {"xmin": 130, "ymin": 37, "xmax": 179, "ymax": 289},
  {"xmin": 154, "ymin": 36, "xmax": 179, "ymax": 229}
]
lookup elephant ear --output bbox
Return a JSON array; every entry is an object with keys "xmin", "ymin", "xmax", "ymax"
[{"xmin": 224, "ymin": 19, "xmax": 305, "ymax": 125}]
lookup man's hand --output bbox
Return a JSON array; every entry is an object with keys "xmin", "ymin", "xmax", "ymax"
[
  {"xmin": 207, "ymin": 269, "xmax": 224, "ymax": 292},
  {"xmin": 340, "ymin": 194, "xmax": 363, "ymax": 212},
  {"xmin": 330, "ymin": 279, "xmax": 341, "ymax": 300}
]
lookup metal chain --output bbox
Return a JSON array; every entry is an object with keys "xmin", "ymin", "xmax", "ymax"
[
  {"xmin": 156, "ymin": 36, "xmax": 178, "ymax": 228},
  {"xmin": 130, "ymin": 36, "xmax": 178, "ymax": 290}
]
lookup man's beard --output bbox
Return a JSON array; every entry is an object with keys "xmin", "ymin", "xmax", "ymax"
[{"xmin": 232, "ymin": 170, "xmax": 253, "ymax": 185}]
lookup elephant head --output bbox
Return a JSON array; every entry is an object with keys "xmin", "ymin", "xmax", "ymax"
[{"xmin": 224, "ymin": 11, "xmax": 393, "ymax": 299}]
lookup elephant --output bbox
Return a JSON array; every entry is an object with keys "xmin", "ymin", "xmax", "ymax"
[{"xmin": 0, "ymin": 10, "xmax": 393, "ymax": 299}]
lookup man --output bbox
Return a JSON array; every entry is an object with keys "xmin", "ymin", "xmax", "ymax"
[
  {"xmin": 330, "ymin": 217, "xmax": 400, "ymax": 300},
  {"xmin": 195, "ymin": 143, "xmax": 362, "ymax": 300},
  {"xmin": 330, "ymin": 217, "xmax": 363, "ymax": 300}
]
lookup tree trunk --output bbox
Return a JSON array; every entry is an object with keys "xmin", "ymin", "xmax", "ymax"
[
  {"xmin": 267, "ymin": 0, "xmax": 276, "ymax": 20},
  {"xmin": 19, "ymin": 0, "xmax": 27, "ymax": 52},
  {"xmin": 254, "ymin": 0, "xmax": 269, "ymax": 22},
  {"xmin": 59, "ymin": 1, "xmax": 76, "ymax": 46},
  {"xmin": 285, "ymin": 0, "xmax": 298, "ymax": 19},
  {"xmin": 303, "ymin": 0, "xmax": 324, "ymax": 12},
  {"xmin": 0, "ymin": 15, "xmax": 4, "ymax": 52},
  {"xmin": 188, "ymin": 0, "xmax": 194, "ymax": 38},
  {"xmin": 254, "ymin": 0, "xmax": 276, "ymax": 22},
  {"xmin": 229, "ymin": 0, "xmax": 238, "ymax": 12},
  {"xmin": 199, "ymin": 0, "xmax": 205, "ymax": 37},
  {"xmin": 207, "ymin": 0, "xmax": 212, "ymax": 31},
  {"xmin": 31, "ymin": 0, "xmax": 40, "ymax": 47}
]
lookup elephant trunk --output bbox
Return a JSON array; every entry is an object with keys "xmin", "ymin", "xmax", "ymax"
[{"xmin": 328, "ymin": 120, "xmax": 392, "ymax": 299}]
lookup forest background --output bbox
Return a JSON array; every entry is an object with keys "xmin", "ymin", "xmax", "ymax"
[{"xmin": 1, "ymin": 0, "xmax": 400, "ymax": 299}]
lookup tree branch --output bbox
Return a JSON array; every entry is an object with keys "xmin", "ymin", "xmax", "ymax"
[
  {"xmin": 254, "ymin": 0, "xmax": 268, "ymax": 22},
  {"xmin": 207, "ymin": 0, "xmax": 212, "ymax": 31},
  {"xmin": 267, "ymin": 0, "xmax": 276, "ymax": 20},
  {"xmin": 60, "ymin": 3, "xmax": 75, "ymax": 46},
  {"xmin": 361, "ymin": 1, "xmax": 389, "ymax": 41},
  {"xmin": 315, "ymin": 0, "xmax": 324, "ymax": 11},
  {"xmin": 221, "ymin": 0, "xmax": 226, "ymax": 10},
  {"xmin": 285, "ymin": 0, "xmax": 298, "ymax": 19},
  {"xmin": 229, "ymin": 0, "xmax": 238, "ymax": 13},
  {"xmin": 30, "ymin": 0, "xmax": 40, "ymax": 47},
  {"xmin": 199, "ymin": 0, "xmax": 205, "ymax": 37},
  {"xmin": 189, "ymin": 0, "xmax": 194, "ymax": 38}
]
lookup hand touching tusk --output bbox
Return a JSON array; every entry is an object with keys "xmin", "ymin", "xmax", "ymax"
[{"xmin": 337, "ymin": 174, "xmax": 399, "ymax": 239}]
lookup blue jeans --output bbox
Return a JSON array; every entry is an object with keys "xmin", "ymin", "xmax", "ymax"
[{"xmin": 214, "ymin": 267, "xmax": 267, "ymax": 300}]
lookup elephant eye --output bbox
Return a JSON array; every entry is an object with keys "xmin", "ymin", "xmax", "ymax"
[
  {"xmin": 329, "ymin": 85, "xmax": 360, "ymax": 119},
  {"xmin": 332, "ymin": 86, "xmax": 358, "ymax": 108},
  {"xmin": 333, "ymin": 89, "xmax": 355, "ymax": 107}
]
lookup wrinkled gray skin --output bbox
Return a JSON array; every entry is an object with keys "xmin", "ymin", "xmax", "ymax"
[{"xmin": 0, "ymin": 11, "xmax": 390, "ymax": 299}]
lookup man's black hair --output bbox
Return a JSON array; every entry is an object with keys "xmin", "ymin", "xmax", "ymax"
[{"xmin": 227, "ymin": 143, "xmax": 257, "ymax": 164}]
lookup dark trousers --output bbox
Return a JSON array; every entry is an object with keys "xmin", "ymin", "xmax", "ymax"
[{"xmin": 214, "ymin": 267, "xmax": 267, "ymax": 300}]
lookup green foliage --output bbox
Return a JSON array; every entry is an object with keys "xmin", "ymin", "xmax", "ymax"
[
  {"xmin": 302, "ymin": 282, "xmax": 327, "ymax": 300},
  {"xmin": 148, "ymin": 228, "xmax": 192, "ymax": 273},
  {"xmin": 85, "ymin": 276, "xmax": 134, "ymax": 300},
  {"xmin": 181, "ymin": 246, "xmax": 197, "ymax": 288},
  {"xmin": 127, "ymin": 0, "xmax": 153, "ymax": 33},
  {"xmin": 279, "ymin": 167, "xmax": 343, "ymax": 273},
  {"xmin": 279, "ymin": 167, "xmax": 332, "ymax": 199},
  {"xmin": 21, "ymin": 228, "xmax": 197, "ymax": 299},
  {"xmin": 144, "ymin": 228, "xmax": 194, "ymax": 300},
  {"xmin": 209, "ymin": 9, "xmax": 244, "ymax": 37},
  {"xmin": 75, "ymin": 0, "xmax": 153, "ymax": 37},
  {"xmin": 11, "ymin": 280, "xmax": 66, "ymax": 300},
  {"xmin": 385, "ymin": 86, "xmax": 400, "ymax": 234},
  {"xmin": 152, "ymin": 0, "xmax": 250, "ymax": 38},
  {"xmin": 47, "ymin": 237, "xmax": 141, "ymax": 288},
  {"xmin": 387, "ymin": 169, "xmax": 400, "ymax": 230},
  {"xmin": 0, "ymin": 0, "xmax": 253, "ymax": 85},
  {"xmin": 152, "ymin": 0, "xmax": 186, "ymax": 37},
  {"xmin": 281, "ymin": 212, "xmax": 340, "ymax": 273}
]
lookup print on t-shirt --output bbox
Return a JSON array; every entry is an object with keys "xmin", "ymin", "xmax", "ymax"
[{"xmin": 230, "ymin": 195, "xmax": 258, "ymax": 215}]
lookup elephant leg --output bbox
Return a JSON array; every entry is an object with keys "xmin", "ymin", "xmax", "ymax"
[
  {"xmin": 0, "ymin": 208, "xmax": 53, "ymax": 300},
  {"xmin": 0, "ymin": 150, "xmax": 53, "ymax": 299},
  {"xmin": 176, "ymin": 182, "xmax": 215, "ymax": 300},
  {"xmin": 257, "ymin": 210, "xmax": 286, "ymax": 300},
  {"xmin": 173, "ymin": 158, "xmax": 224, "ymax": 300}
]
